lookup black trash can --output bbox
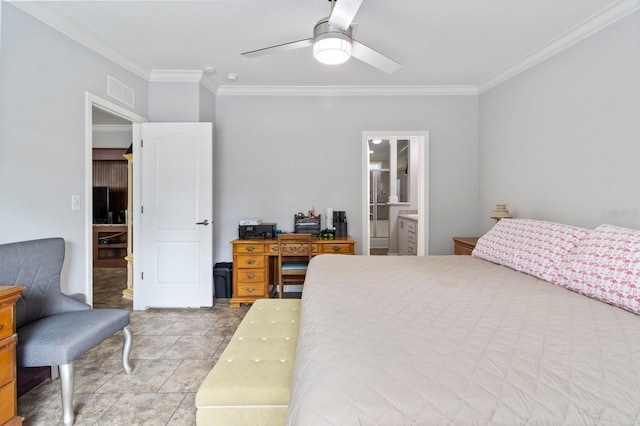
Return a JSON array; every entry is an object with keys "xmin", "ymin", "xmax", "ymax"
[{"xmin": 213, "ymin": 262, "xmax": 233, "ymax": 298}]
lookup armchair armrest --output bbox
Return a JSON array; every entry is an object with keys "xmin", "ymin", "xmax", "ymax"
[
  {"xmin": 67, "ymin": 293, "xmax": 86, "ymax": 304},
  {"xmin": 58, "ymin": 293, "xmax": 91, "ymax": 312}
]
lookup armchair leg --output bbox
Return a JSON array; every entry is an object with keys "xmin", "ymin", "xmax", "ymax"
[
  {"xmin": 59, "ymin": 363, "xmax": 74, "ymax": 425},
  {"xmin": 51, "ymin": 365, "xmax": 59, "ymax": 380},
  {"xmin": 122, "ymin": 325, "xmax": 133, "ymax": 374}
]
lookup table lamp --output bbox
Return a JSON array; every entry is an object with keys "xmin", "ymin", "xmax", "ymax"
[{"xmin": 491, "ymin": 204, "xmax": 512, "ymax": 221}]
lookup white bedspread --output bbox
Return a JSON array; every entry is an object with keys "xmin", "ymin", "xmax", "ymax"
[{"xmin": 286, "ymin": 255, "xmax": 640, "ymax": 425}]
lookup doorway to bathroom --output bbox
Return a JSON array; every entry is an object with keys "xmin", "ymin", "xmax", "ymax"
[
  {"xmin": 361, "ymin": 131, "xmax": 429, "ymax": 256},
  {"xmin": 369, "ymin": 157, "xmax": 390, "ymax": 253}
]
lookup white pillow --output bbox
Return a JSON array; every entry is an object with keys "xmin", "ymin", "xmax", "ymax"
[
  {"xmin": 472, "ymin": 218, "xmax": 589, "ymax": 284},
  {"xmin": 557, "ymin": 224, "xmax": 640, "ymax": 315}
]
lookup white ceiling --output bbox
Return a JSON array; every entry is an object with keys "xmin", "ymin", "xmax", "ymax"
[{"xmin": 12, "ymin": 0, "xmax": 638, "ymax": 90}]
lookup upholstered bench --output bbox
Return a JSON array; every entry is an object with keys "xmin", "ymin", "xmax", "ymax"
[{"xmin": 195, "ymin": 299, "xmax": 300, "ymax": 425}]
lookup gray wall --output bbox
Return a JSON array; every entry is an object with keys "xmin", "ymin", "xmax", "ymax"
[
  {"xmin": 0, "ymin": 4, "xmax": 149, "ymax": 294},
  {"xmin": 148, "ymin": 81, "xmax": 215, "ymax": 122},
  {"xmin": 92, "ymin": 130, "xmax": 132, "ymax": 149},
  {"xmin": 148, "ymin": 81, "xmax": 200, "ymax": 121},
  {"xmin": 479, "ymin": 10, "xmax": 640, "ymax": 233},
  {"xmin": 213, "ymin": 94, "xmax": 479, "ymax": 261},
  {"xmin": 199, "ymin": 83, "xmax": 216, "ymax": 123}
]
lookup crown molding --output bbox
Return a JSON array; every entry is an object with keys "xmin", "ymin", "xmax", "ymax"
[
  {"xmin": 216, "ymin": 85, "xmax": 478, "ymax": 96},
  {"xmin": 10, "ymin": 2, "xmax": 151, "ymax": 81},
  {"xmin": 149, "ymin": 70, "xmax": 219, "ymax": 94},
  {"xmin": 478, "ymin": 0, "xmax": 640, "ymax": 93},
  {"xmin": 149, "ymin": 70, "xmax": 203, "ymax": 82},
  {"xmin": 92, "ymin": 124, "xmax": 132, "ymax": 133},
  {"xmin": 200, "ymin": 74, "xmax": 219, "ymax": 94}
]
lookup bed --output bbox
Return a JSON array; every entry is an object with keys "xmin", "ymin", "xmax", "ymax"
[{"xmin": 285, "ymin": 219, "xmax": 640, "ymax": 425}]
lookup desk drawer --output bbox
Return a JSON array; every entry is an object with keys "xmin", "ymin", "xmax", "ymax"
[
  {"xmin": 234, "ymin": 243, "xmax": 265, "ymax": 254},
  {"xmin": 236, "ymin": 270, "xmax": 265, "ymax": 284},
  {"xmin": 0, "ymin": 380, "xmax": 16, "ymax": 424},
  {"xmin": 0, "ymin": 306, "xmax": 13, "ymax": 340},
  {"xmin": 322, "ymin": 243, "xmax": 353, "ymax": 254},
  {"xmin": 0, "ymin": 336, "xmax": 16, "ymax": 387},
  {"xmin": 236, "ymin": 283, "xmax": 265, "ymax": 297},
  {"xmin": 235, "ymin": 255, "xmax": 265, "ymax": 268},
  {"xmin": 271, "ymin": 243, "xmax": 320, "ymax": 254}
]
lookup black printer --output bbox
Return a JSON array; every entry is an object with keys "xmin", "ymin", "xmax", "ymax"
[{"xmin": 238, "ymin": 223, "xmax": 276, "ymax": 239}]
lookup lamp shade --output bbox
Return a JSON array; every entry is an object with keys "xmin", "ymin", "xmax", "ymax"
[
  {"xmin": 313, "ymin": 36, "xmax": 352, "ymax": 65},
  {"xmin": 491, "ymin": 204, "xmax": 512, "ymax": 220}
]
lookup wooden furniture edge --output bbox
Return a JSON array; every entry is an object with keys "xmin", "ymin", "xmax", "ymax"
[{"xmin": 452, "ymin": 237, "xmax": 479, "ymax": 255}]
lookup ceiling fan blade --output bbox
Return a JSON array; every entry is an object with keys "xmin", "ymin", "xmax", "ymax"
[
  {"xmin": 242, "ymin": 38, "xmax": 313, "ymax": 58},
  {"xmin": 351, "ymin": 40, "xmax": 401, "ymax": 74},
  {"xmin": 329, "ymin": 0, "xmax": 363, "ymax": 30}
]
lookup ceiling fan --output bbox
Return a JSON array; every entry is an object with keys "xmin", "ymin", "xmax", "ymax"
[{"xmin": 241, "ymin": 0, "xmax": 401, "ymax": 74}]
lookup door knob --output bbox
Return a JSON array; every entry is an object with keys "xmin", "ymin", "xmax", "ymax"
[{"xmin": 196, "ymin": 220, "xmax": 210, "ymax": 226}]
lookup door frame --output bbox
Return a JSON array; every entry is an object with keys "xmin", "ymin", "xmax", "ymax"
[
  {"xmin": 361, "ymin": 131, "xmax": 429, "ymax": 256},
  {"xmin": 84, "ymin": 92, "xmax": 147, "ymax": 305}
]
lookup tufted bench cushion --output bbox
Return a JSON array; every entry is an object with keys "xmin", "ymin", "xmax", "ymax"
[{"xmin": 195, "ymin": 299, "xmax": 301, "ymax": 425}]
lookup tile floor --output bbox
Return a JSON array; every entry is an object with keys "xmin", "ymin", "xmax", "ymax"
[{"xmin": 18, "ymin": 268, "xmax": 250, "ymax": 425}]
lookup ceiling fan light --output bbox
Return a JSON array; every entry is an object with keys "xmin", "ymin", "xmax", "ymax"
[{"xmin": 313, "ymin": 37, "xmax": 352, "ymax": 65}]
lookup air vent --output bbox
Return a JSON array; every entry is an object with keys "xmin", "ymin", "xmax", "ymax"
[{"xmin": 106, "ymin": 75, "xmax": 135, "ymax": 108}]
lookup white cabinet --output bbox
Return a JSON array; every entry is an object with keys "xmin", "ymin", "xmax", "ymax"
[{"xmin": 399, "ymin": 216, "xmax": 417, "ymax": 255}]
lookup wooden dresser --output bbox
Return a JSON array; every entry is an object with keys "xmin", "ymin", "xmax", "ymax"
[
  {"xmin": 230, "ymin": 237, "xmax": 355, "ymax": 307},
  {"xmin": 452, "ymin": 237, "xmax": 479, "ymax": 255},
  {"xmin": 0, "ymin": 286, "xmax": 24, "ymax": 426}
]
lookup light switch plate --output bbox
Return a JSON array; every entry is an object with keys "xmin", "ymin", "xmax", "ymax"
[{"xmin": 71, "ymin": 194, "xmax": 81, "ymax": 211}]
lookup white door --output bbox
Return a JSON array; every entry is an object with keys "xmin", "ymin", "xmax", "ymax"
[{"xmin": 135, "ymin": 122, "xmax": 213, "ymax": 308}]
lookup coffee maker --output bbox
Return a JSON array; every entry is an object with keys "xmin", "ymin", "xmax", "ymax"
[{"xmin": 333, "ymin": 211, "xmax": 348, "ymax": 237}]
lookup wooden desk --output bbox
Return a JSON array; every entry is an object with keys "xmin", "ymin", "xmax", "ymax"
[
  {"xmin": 0, "ymin": 286, "xmax": 24, "ymax": 426},
  {"xmin": 229, "ymin": 237, "xmax": 355, "ymax": 307}
]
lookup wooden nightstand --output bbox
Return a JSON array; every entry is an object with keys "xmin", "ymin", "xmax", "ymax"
[{"xmin": 452, "ymin": 237, "xmax": 479, "ymax": 255}]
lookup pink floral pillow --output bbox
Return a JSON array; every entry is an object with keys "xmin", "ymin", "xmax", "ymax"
[
  {"xmin": 472, "ymin": 218, "xmax": 589, "ymax": 283},
  {"xmin": 557, "ymin": 224, "xmax": 640, "ymax": 315}
]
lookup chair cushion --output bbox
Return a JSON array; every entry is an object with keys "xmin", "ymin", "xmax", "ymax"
[
  {"xmin": 17, "ymin": 309, "xmax": 130, "ymax": 366},
  {"xmin": 281, "ymin": 262, "xmax": 309, "ymax": 271}
]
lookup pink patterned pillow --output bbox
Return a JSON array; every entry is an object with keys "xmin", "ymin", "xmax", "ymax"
[
  {"xmin": 472, "ymin": 219, "xmax": 589, "ymax": 283},
  {"xmin": 557, "ymin": 224, "xmax": 640, "ymax": 315}
]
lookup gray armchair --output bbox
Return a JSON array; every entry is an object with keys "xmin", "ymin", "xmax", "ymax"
[{"xmin": 0, "ymin": 238, "xmax": 132, "ymax": 425}]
